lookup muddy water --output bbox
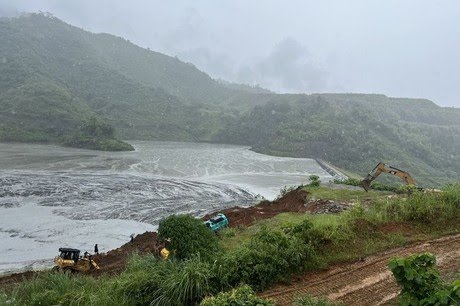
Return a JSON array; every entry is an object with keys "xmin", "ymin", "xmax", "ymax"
[{"xmin": 0, "ymin": 141, "xmax": 332, "ymax": 273}]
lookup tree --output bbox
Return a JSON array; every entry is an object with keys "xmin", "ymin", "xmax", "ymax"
[
  {"xmin": 158, "ymin": 214, "xmax": 219, "ymax": 261},
  {"xmin": 308, "ymin": 175, "xmax": 321, "ymax": 187}
]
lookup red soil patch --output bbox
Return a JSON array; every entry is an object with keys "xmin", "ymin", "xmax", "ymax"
[
  {"xmin": 202, "ymin": 187, "xmax": 310, "ymax": 227},
  {"xmin": 0, "ymin": 187, "xmax": 334, "ymax": 286}
]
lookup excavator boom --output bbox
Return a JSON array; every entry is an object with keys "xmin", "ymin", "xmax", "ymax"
[{"xmin": 361, "ymin": 162, "xmax": 416, "ymax": 191}]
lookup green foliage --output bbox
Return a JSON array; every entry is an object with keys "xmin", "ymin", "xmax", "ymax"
[
  {"xmin": 200, "ymin": 285, "xmax": 274, "ymax": 306},
  {"xmin": 219, "ymin": 227, "xmax": 237, "ymax": 238},
  {"xmin": 294, "ymin": 295, "xmax": 342, "ymax": 306},
  {"xmin": 2, "ymin": 272, "xmax": 122, "ymax": 306},
  {"xmin": 2, "ymin": 186, "xmax": 460, "ymax": 305},
  {"xmin": 367, "ymin": 191, "xmax": 458, "ymax": 224},
  {"xmin": 279, "ymin": 185, "xmax": 297, "ymax": 197},
  {"xmin": 158, "ymin": 214, "xmax": 219, "ymax": 261},
  {"xmin": 308, "ymin": 175, "xmax": 321, "ymax": 187},
  {"xmin": 217, "ymin": 95, "xmax": 460, "ymax": 187},
  {"xmin": 0, "ymin": 13, "xmax": 239, "ymax": 147},
  {"xmin": 441, "ymin": 183, "xmax": 460, "ymax": 207},
  {"xmin": 153, "ymin": 256, "xmax": 214, "ymax": 306},
  {"xmin": 218, "ymin": 226, "xmax": 317, "ymax": 291},
  {"xmin": 2, "ymin": 14, "xmax": 460, "ymax": 182},
  {"xmin": 389, "ymin": 253, "xmax": 460, "ymax": 305},
  {"xmin": 61, "ymin": 135, "xmax": 134, "ymax": 151}
]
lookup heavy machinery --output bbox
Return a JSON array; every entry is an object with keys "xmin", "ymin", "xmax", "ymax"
[
  {"xmin": 361, "ymin": 162, "xmax": 416, "ymax": 191},
  {"xmin": 53, "ymin": 248, "xmax": 100, "ymax": 273},
  {"xmin": 204, "ymin": 213, "xmax": 229, "ymax": 232}
]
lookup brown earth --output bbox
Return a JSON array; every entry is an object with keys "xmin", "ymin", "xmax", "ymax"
[
  {"xmin": 0, "ymin": 188, "xmax": 313, "ymax": 286},
  {"xmin": 260, "ymin": 233, "xmax": 460, "ymax": 306},
  {"xmin": 202, "ymin": 187, "xmax": 310, "ymax": 227}
]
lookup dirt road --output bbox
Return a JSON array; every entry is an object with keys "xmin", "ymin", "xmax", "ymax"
[{"xmin": 261, "ymin": 234, "xmax": 460, "ymax": 305}]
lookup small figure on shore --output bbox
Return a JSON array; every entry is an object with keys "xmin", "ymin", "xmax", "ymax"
[
  {"xmin": 84, "ymin": 251, "xmax": 89, "ymax": 258},
  {"xmin": 94, "ymin": 244, "xmax": 99, "ymax": 255},
  {"xmin": 130, "ymin": 233, "xmax": 135, "ymax": 244}
]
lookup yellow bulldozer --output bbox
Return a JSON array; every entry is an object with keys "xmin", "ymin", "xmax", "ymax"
[{"xmin": 53, "ymin": 248, "xmax": 100, "ymax": 273}]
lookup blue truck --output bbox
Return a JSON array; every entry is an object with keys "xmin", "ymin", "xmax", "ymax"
[{"xmin": 204, "ymin": 213, "xmax": 229, "ymax": 232}]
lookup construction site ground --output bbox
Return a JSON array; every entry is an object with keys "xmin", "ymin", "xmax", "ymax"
[
  {"xmin": 1, "ymin": 187, "xmax": 459, "ymax": 306},
  {"xmin": 260, "ymin": 234, "xmax": 460, "ymax": 305}
]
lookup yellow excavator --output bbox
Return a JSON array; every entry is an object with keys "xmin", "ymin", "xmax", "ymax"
[
  {"xmin": 361, "ymin": 162, "xmax": 416, "ymax": 191},
  {"xmin": 53, "ymin": 248, "xmax": 100, "ymax": 273}
]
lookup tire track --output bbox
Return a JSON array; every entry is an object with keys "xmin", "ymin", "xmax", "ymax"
[{"xmin": 261, "ymin": 234, "xmax": 460, "ymax": 305}]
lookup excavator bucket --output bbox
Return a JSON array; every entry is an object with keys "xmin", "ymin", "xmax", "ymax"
[{"xmin": 361, "ymin": 179, "xmax": 372, "ymax": 192}]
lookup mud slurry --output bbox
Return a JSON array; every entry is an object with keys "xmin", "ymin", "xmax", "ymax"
[{"xmin": 260, "ymin": 234, "xmax": 460, "ymax": 306}]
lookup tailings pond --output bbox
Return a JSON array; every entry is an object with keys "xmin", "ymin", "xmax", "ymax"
[{"xmin": 0, "ymin": 141, "xmax": 333, "ymax": 273}]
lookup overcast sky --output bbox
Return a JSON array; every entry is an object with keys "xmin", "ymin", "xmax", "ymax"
[{"xmin": 1, "ymin": 0, "xmax": 459, "ymax": 107}]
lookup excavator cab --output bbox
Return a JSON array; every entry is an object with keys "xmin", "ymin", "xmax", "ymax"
[{"xmin": 361, "ymin": 162, "xmax": 416, "ymax": 192}]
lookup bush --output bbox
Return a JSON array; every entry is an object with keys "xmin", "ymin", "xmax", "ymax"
[
  {"xmin": 308, "ymin": 175, "xmax": 321, "ymax": 187},
  {"xmin": 118, "ymin": 254, "xmax": 215, "ymax": 306},
  {"xmin": 219, "ymin": 227, "xmax": 317, "ymax": 291},
  {"xmin": 158, "ymin": 214, "xmax": 219, "ymax": 261},
  {"xmin": 117, "ymin": 255, "xmax": 173, "ymax": 305},
  {"xmin": 442, "ymin": 183, "xmax": 460, "ymax": 207},
  {"xmin": 154, "ymin": 256, "xmax": 214, "ymax": 306},
  {"xmin": 389, "ymin": 253, "xmax": 460, "ymax": 305},
  {"xmin": 200, "ymin": 285, "xmax": 274, "ymax": 306}
]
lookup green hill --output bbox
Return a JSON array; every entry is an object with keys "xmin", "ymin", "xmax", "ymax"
[
  {"xmin": 216, "ymin": 94, "xmax": 460, "ymax": 186},
  {"xmin": 0, "ymin": 13, "xmax": 237, "ymax": 145},
  {"xmin": 0, "ymin": 13, "xmax": 458, "ymax": 185}
]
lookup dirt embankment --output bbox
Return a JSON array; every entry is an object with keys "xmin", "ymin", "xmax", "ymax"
[
  {"xmin": 0, "ymin": 188, "xmax": 318, "ymax": 286},
  {"xmin": 260, "ymin": 234, "xmax": 460, "ymax": 306}
]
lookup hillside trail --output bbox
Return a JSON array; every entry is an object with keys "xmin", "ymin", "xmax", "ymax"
[{"xmin": 260, "ymin": 234, "xmax": 460, "ymax": 305}]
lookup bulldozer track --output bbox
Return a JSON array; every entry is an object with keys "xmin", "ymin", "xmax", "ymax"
[{"xmin": 260, "ymin": 234, "xmax": 460, "ymax": 305}]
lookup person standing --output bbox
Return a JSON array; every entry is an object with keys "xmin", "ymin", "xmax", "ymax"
[{"xmin": 94, "ymin": 244, "xmax": 99, "ymax": 254}]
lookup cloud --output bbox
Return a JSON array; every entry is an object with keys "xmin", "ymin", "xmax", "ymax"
[
  {"xmin": 176, "ymin": 47, "xmax": 235, "ymax": 80},
  {"xmin": 236, "ymin": 38, "xmax": 332, "ymax": 93}
]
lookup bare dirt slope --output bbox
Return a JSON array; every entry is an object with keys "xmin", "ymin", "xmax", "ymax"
[{"xmin": 260, "ymin": 234, "xmax": 460, "ymax": 306}]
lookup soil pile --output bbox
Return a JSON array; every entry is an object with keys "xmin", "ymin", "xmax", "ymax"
[
  {"xmin": 0, "ymin": 187, "xmax": 352, "ymax": 286},
  {"xmin": 203, "ymin": 187, "xmax": 352, "ymax": 227},
  {"xmin": 92, "ymin": 231, "xmax": 159, "ymax": 275},
  {"xmin": 202, "ymin": 187, "xmax": 309, "ymax": 227}
]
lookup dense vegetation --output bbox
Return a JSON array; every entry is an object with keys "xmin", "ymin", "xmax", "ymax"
[
  {"xmin": 158, "ymin": 215, "xmax": 219, "ymax": 261},
  {"xmin": 389, "ymin": 253, "xmax": 460, "ymax": 305},
  {"xmin": 216, "ymin": 95, "xmax": 460, "ymax": 186},
  {"xmin": 1, "ymin": 184, "xmax": 459, "ymax": 305},
  {"xmin": 1, "ymin": 13, "xmax": 459, "ymax": 183}
]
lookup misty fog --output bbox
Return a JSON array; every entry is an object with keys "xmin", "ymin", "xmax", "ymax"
[{"xmin": 1, "ymin": 0, "xmax": 459, "ymax": 106}]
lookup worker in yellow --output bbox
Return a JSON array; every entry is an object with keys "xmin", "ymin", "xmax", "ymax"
[{"xmin": 160, "ymin": 247, "xmax": 170, "ymax": 260}]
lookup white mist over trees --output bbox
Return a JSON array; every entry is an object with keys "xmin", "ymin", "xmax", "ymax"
[{"xmin": 1, "ymin": 0, "xmax": 459, "ymax": 107}]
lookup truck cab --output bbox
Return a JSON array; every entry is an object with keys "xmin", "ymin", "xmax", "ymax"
[{"xmin": 204, "ymin": 213, "xmax": 229, "ymax": 232}]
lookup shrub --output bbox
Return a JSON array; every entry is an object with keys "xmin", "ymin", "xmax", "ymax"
[
  {"xmin": 200, "ymin": 285, "xmax": 274, "ymax": 306},
  {"xmin": 308, "ymin": 175, "xmax": 321, "ymax": 187},
  {"xmin": 279, "ymin": 185, "xmax": 296, "ymax": 197},
  {"xmin": 158, "ymin": 214, "xmax": 219, "ymax": 261},
  {"xmin": 389, "ymin": 253, "xmax": 460, "ymax": 305},
  {"xmin": 118, "ymin": 254, "xmax": 215, "ymax": 306},
  {"xmin": 219, "ymin": 227, "xmax": 316, "ymax": 291},
  {"xmin": 117, "ymin": 255, "xmax": 174, "ymax": 305},
  {"xmin": 219, "ymin": 227, "xmax": 237, "ymax": 238},
  {"xmin": 442, "ymin": 183, "xmax": 460, "ymax": 207},
  {"xmin": 154, "ymin": 256, "xmax": 214, "ymax": 306}
]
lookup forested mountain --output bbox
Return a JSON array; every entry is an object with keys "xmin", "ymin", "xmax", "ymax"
[
  {"xmin": 0, "ymin": 13, "xmax": 240, "ymax": 144},
  {"xmin": 217, "ymin": 94, "xmax": 460, "ymax": 185},
  {"xmin": 0, "ymin": 13, "xmax": 458, "ymax": 185}
]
